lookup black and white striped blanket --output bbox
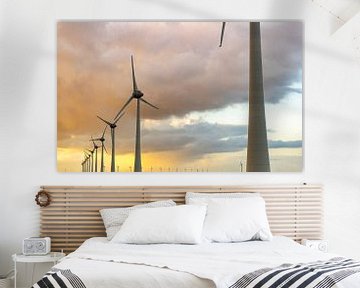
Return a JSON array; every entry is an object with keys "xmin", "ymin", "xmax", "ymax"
[
  {"xmin": 32, "ymin": 258, "xmax": 360, "ymax": 288},
  {"xmin": 229, "ymin": 257, "xmax": 360, "ymax": 288},
  {"xmin": 32, "ymin": 268, "xmax": 86, "ymax": 288}
]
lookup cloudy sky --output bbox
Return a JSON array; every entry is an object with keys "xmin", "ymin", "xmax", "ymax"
[{"xmin": 57, "ymin": 21, "xmax": 302, "ymax": 172}]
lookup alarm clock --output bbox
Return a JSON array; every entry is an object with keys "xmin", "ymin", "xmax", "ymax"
[
  {"xmin": 301, "ymin": 239, "xmax": 328, "ymax": 252},
  {"xmin": 23, "ymin": 237, "xmax": 51, "ymax": 255}
]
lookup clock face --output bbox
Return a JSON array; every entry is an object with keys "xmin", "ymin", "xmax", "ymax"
[
  {"xmin": 26, "ymin": 242, "xmax": 33, "ymax": 249},
  {"xmin": 36, "ymin": 241, "xmax": 45, "ymax": 250}
]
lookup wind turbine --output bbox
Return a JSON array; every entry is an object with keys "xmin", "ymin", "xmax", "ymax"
[
  {"xmin": 86, "ymin": 154, "xmax": 90, "ymax": 172},
  {"xmin": 92, "ymin": 126, "xmax": 108, "ymax": 172},
  {"xmin": 97, "ymin": 113, "xmax": 124, "ymax": 172},
  {"xmin": 114, "ymin": 55, "xmax": 159, "ymax": 172},
  {"xmin": 90, "ymin": 137, "xmax": 100, "ymax": 172},
  {"xmin": 83, "ymin": 152, "xmax": 87, "ymax": 172},
  {"xmin": 87, "ymin": 148, "xmax": 95, "ymax": 172},
  {"xmin": 84, "ymin": 151, "xmax": 90, "ymax": 172},
  {"xmin": 219, "ymin": 21, "xmax": 270, "ymax": 172}
]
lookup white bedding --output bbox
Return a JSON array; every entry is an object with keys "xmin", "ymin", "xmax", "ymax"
[{"xmin": 53, "ymin": 237, "xmax": 360, "ymax": 288}]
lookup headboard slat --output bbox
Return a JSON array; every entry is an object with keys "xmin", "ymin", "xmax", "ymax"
[{"xmin": 40, "ymin": 184, "xmax": 323, "ymax": 253}]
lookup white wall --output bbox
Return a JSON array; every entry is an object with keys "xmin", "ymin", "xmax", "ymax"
[{"xmin": 1, "ymin": 0, "xmax": 360, "ymax": 285}]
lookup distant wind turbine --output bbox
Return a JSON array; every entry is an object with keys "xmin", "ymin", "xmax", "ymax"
[
  {"xmin": 97, "ymin": 113, "xmax": 124, "ymax": 172},
  {"xmin": 219, "ymin": 21, "xmax": 270, "ymax": 172},
  {"xmin": 90, "ymin": 136, "xmax": 100, "ymax": 172},
  {"xmin": 92, "ymin": 126, "xmax": 108, "ymax": 172},
  {"xmin": 86, "ymin": 155, "xmax": 91, "ymax": 172},
  {"xmin": 114, "ymin": 55, "xmax": 159, "ymax": 172},
  {"xmin": 84, "ymin": 151, "xmax": 91, "ymax": 172},
  {"xmin": 83, "ymin": 154, "xmax": 87, "ymax": 172},
  {"xmin": 87, "ymin": 148, "xmax": 95, "ymax": 172},
  {"xmin": 81, "ymin": 155, "xmax": 86, "ymax": 172}
]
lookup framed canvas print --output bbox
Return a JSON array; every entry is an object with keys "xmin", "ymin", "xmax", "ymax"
[{"xmin": 57, "ymin": 21, "xmax": 303, "ymax": 172}]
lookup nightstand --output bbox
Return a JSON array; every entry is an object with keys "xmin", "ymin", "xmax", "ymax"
[
  {"xmin": 301, "ymin": 239, "xmax": 328, "ymax": 252},
  {"xmin": 12, "ymin": 252, "xmax": 65, "ymax": 288}
]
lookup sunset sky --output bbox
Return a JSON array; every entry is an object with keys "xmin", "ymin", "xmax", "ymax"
[{"xmin": 57, "ymin": 21, "xmax": 302, "ymax": 172}]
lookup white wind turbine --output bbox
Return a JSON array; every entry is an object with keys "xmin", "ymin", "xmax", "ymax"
[
  {"xmin": 90, "ymin": 137, "xmax": 100, "ymax": 172},
  {"xmin": 83, "ymin": 151, "xmax": 91, "ymax": 172},
  {"xmin": 113, "ymin": 55, "xmax": 159, "ymax": 172},
  {"xmin": 92, "ymin": 126, "xmax": 108, "ymax": 172},
  {"xmin": 97, "ymin": 114, "xmax": 124, "ymax": 172},
  {"xmin": 86, "ymin": 147, "xmax": 95, "ymax": 172}
]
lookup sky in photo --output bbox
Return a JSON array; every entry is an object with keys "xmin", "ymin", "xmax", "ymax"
[{"xmin": 57, "ymin": 21, "xmax": 302, "ymax": 172}]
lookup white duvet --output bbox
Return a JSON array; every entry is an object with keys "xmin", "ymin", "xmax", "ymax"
[{"xmin": 54, "ymin": 237, "xmax": 360, "ymax": 288}]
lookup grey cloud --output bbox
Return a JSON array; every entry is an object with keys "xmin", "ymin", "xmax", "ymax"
[
  {"xmin": 141, "ymin": 122, "xmax": 247, "ymax": 157},
  {"xmin": 269, "ymin": 140, "xmax": 302, "ymax": 148},
  {"xmin": 140, "ymin": 122, "xmax": 301, "ymax": 160}
]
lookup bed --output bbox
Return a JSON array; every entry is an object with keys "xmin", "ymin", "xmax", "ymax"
[
  {"xmin": 33, "ymin": 185, "xmax": 360, "ymax": 288},
  {"xmin": 33, "ymin": 236, "xmax": 360, "ymax": 288}
]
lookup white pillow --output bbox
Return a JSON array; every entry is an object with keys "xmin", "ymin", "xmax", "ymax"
[
  {"xmin": 186, "ymin": 192, "xmax": 259, "ymax": 205},
  {"xmin": 100, "ymin": 200, "xmax": 176, "ymax": 240},
  {"xmin": 202, "ymin": 197, "xmax": 272, "ymax": 243},
  {"xmin": 111, "ymin": 205, "xmax": 207, "ymax": 244}
]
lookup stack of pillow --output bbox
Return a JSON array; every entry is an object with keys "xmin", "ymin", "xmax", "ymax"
[{"xmin": 100, "ymin": 192, "xmax": 272, "ymax": 245}]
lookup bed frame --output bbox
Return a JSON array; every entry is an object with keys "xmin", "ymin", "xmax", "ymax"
[{"xmin": 39, "ymin": 184, "xmax": 323, "ymax": 253}]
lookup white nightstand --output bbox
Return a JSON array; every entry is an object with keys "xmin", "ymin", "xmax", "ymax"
[
  {"xmin": 301, "ymin": 239, "xmax": 328, "ymax": 252},
  {"xmin": 12, "ymin": 252, "xmax": 65, "ymax": 288}
]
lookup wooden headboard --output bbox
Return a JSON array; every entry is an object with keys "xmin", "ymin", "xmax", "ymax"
[{"xmin": 39, "ymin": 184, "xmax": 323, "ymax": 253}]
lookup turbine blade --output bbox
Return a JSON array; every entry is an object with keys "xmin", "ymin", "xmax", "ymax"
[
  {"xmin": 103, "ymin": 144, "xmax": 108, "ymax": 154},
  {"xmin": 97, "ymin": 115, "xmax": 112, "ymax": 126},
  {"xmin": 93, "ymin": 138, "xmax": 102, "ymax": 141},
  {"xmin": 114, "ymin": 96, "xmax": 133, "ymax": 120},
  {"xmin": 140, "ymin": 98, "xmax": 159, "ymax": 109},
  {"xmin": 87, "ymin": 148, "xmax": 95, "ymax": 154},
  {"xmin": 114, "ymin": 112, "xmax": 125, "ymax": 124},
  {"xmin": 101, "ymin": 125, "xmax": 107, "ymax": 138},
  {"xmin": 219, "ymin": 22, "xmax": 226, "ymax": 47},
  {"xmin": 131, "ymin": 55, "xmax": 138, "ymax": 91}
]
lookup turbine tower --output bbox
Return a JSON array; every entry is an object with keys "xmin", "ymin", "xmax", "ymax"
[
  {"xmin": 90, "ymin": 137, "xmax": 100, "ymax": 172},
  {"xmin": 219, "ymin": 22, "xmax": 270, "ymax": 172},
  {"xmin": 97, "ymin": 113, "xmax": 124, "ymax": 172},
  {"xmin": 114, "ymin": 55, "xmax": 159, "ymax": 172},
  {"xmin": 93, "ymin": 126, "xmax": 108, "ymax": 172}
]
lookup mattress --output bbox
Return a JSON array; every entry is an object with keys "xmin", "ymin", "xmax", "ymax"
[{"xmin": 36, "ymin": 236, "xmax": 360, "ymax": 288}]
